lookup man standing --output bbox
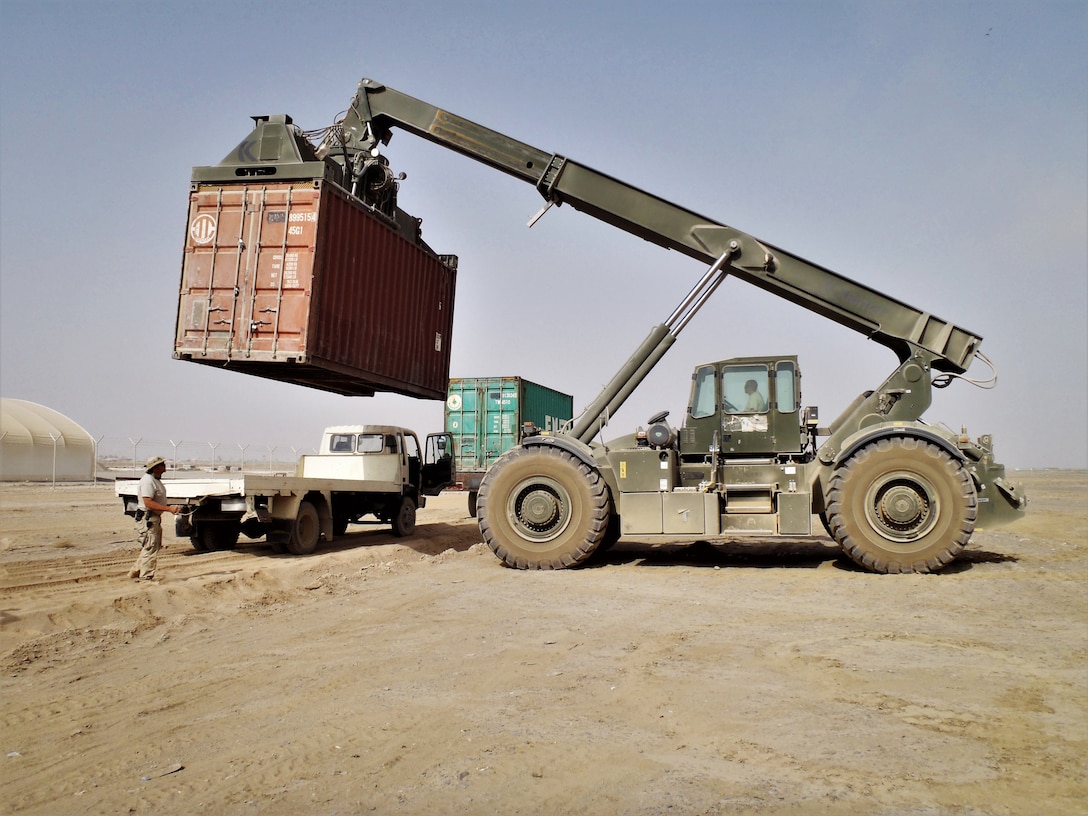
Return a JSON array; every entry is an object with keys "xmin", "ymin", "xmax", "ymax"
[{"xmin": 128, "ymin": 456, "xmax": 180, "ymax": 582}]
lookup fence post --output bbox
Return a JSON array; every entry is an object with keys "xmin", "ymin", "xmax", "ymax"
[
  {"xmin": 49, "ymin": 432, "xmax": 59, "ymax": 489},
  {"xmin": 93, "ymin": 435, "xmax": 104, "ymax": 484}
]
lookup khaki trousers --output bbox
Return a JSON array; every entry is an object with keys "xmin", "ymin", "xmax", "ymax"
[{"xmin": 130, "ymin": 513, "xmax": 163, "ymax": 580}]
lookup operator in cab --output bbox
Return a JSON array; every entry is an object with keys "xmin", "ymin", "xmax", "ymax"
[{"xmin": 744, "ymin": 379, "xmax": 767, "ymax": 412}]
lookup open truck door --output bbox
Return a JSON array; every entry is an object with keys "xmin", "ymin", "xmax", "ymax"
[{"xmin": 421, "ymin": 433, "xmax": 456, "ymax": 496}]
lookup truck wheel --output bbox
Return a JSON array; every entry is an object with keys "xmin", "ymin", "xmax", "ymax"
[
  {"xmin": 826, "ymin": 437, "xmax": 976, "ymax": 573},
  {"xmin": 196, "ymin": 520, "xmax": 241, "ymax": 551},
  {"xmin": 391, "ymin": 496, "xmax": 417, "ymax": 537},
  {"xmin": 286, "ymin": 501, "xmax": 320, "ymax": 555},
  {"xmin": 478, "ymin": 446, "xmax": 609, "ymax": 569},
  {"xmin": 468, "ymin": 491, "xmax": 478, "ymax": 518}
]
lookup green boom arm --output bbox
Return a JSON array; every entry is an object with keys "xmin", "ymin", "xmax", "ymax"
[{"xmin": 333, "ymin": 78, "xmax": 981, "ymax": 376}]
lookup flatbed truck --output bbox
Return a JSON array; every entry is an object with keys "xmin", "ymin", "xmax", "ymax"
[{"xmin": 117, "ymin": 425, "xmax": 454, "ymax": 554}]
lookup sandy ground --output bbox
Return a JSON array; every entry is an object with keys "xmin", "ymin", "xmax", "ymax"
[{"xmin": 0, "ymin": 471, "xmax": 1085, "ymax": 816}]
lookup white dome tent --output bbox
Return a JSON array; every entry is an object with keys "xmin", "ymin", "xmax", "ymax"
[{"xmin": 0, "ymin": 399, "xmax": 95, "ymax": 482}]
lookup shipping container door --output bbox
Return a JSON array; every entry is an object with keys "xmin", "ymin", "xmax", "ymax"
[
  {"xmin": 446, "ymin": 380, "xmax": 483, "ymax": 473},
  {"xmin": 177, "ymin": 183, "xmax": 319, "ymax": 361},
  {"xmin": 242, "ymin": 185, "xmax": 320, "ymax": 359},
  {"xmin": 484, "ymin": 379, "xmax": 521, "ymax": 468}
]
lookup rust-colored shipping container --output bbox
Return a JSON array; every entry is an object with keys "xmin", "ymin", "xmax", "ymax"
[{"xmin": 174, "ymin": 179, "xmax": 457, "ymax": 399}]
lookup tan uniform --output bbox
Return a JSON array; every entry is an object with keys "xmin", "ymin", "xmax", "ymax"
[{"xmin": 129, "ymin": 472, "xmax": 166, "ymax": 580}]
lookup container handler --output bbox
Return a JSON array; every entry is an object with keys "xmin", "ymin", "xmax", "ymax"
[{"xmin": 219, "ymin": 78, "xmax": 1028, "ymax": 573}]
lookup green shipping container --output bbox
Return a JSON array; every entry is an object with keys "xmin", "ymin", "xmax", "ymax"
[{"xmin": 446, "ymin": 377, "xmax": 574, "ymax": 513}]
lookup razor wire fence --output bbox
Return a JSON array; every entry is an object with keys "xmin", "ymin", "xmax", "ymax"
[{"xmin": 95, "ymin": 435, "xmax": 317, "ymax": 477}]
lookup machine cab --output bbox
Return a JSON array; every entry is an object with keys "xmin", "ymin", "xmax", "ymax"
[{"xmin": 684, "ymin": 356, "xmax": 803, "ymax": 459}]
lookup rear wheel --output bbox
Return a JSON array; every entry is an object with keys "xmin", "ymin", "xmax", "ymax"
[
  {"xmin": 391, "ymin": 496, "xmax": 416, "ymax": 537},
  {"xmin": 478, "ymin": 446, "xmax": 609, "ymax": 569},
  {"xmin": 286, "ymin": 501, "xmax": 320, "ymax": 555},
  {"xmin": 196, "ymin": 520, "xmax": 241, "ymax": 551},
  {"xmin": 826, "ymin": 436, "xmax": 976, "ymax": 573},
  {"xmin": 467, "ymin": 491, "xmax": 478, "ymax": 518}
]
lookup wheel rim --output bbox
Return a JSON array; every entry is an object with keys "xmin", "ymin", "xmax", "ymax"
[
  {"xmin": 292, "ymin": 503, "xmax": 319, "ymax": 552},
  {"xmin": 863, "ymin": 471, "xmax": 939, "ymax": 543},
  {"xmin": 506, "ymin": 475, "xmax": 572, "ymax": 543},
  {"xmin": 298, "ymin": 514, "xmax": 318, "ymax": 544}
]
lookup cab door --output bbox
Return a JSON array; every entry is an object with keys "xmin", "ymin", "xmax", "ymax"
[{"xmin": 421, "ymin": 433, "xmax": 456, "ymax": 496}]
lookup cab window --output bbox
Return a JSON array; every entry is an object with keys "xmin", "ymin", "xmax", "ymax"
[
  {"xmin": 689, "ymin": 365, "xmax": 717, "ymax": 419},
  {"xmin": 723, "ymin": 365, "xmax": 769, "ymax": 414},
  {"xmin": 775, "ymin": 363, "xmax": 797, "ymax": 412},
  {"xmin": 357, "ymin": 434, "xmax": 385, "ymax": 454},
  {"xmin": 329, "ymin": 434, "xmax": 355, "ymax": 453},
  {"xmin": 427, "ymin": 434, "xmax": 450, "ymax": 463}
]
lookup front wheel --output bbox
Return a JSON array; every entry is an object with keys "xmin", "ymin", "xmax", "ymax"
[
  {"xmin": 826, "ymin": 436, "xmax": 977, "ymax": 573},
  {"xmin": 391, "ymin": 496, "xmax": 416, "ymax": 537},
  {"xmin": 478, "ymin": 446, "xmax": 609, "ymax": 570}
]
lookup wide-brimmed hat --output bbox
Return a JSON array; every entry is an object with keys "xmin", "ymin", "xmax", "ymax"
[{"xmin": 144, "ymin": 456, "xmax": 167, "ymax": 473}]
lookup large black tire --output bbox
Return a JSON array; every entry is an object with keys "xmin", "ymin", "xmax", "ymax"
[
  {"xmin": 599, "ymin": 510, "xmax": 622, "ymax": 552},
  {"xmin": 391, "ymin": 496, "xmax": 417, "ymax": 537},
  {"xmin": 826, "ymin": 436, "xmax": 977, "ymax": 574},
  {"xmin": 467, "ymin": 490, "xmax": 478, "ymax": 518},
  {"xmin": 478, "ymin": 446, "xmax": 609, "ymax": 570},
  {"xmin": 286, "ymin": 501, "xmax": 320, "ymax": 555},
  {"xmin": 195, "ymin": 520, "xmax": 241, "ymax": 552}
]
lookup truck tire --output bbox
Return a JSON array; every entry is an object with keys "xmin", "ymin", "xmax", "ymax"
[
  {"xmin": 286, "ymin": 501, "xmax": 320, "ymax": 555},
  {"xmin": 391, "ymin": 496, "xmax": 416, "ymax": 538},
  {"xmin": 193, "ymin": 520, "xmax": 241, "ymax": 552},
  {"xmin": 468, "ymin": 490, "xmax": 478, "ymax": 518},
  {"xmin": 826, "ymin": 436, "xmax": 976, "ymax": 573},
  {"xmin": 478, "ymin": 446, "xmax": 609, "ymax": 569}
]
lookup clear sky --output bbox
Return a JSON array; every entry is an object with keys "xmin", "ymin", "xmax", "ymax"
[{"xmin": 2, "ymin": 0, "xmax": 1085, "ymax": 470}]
